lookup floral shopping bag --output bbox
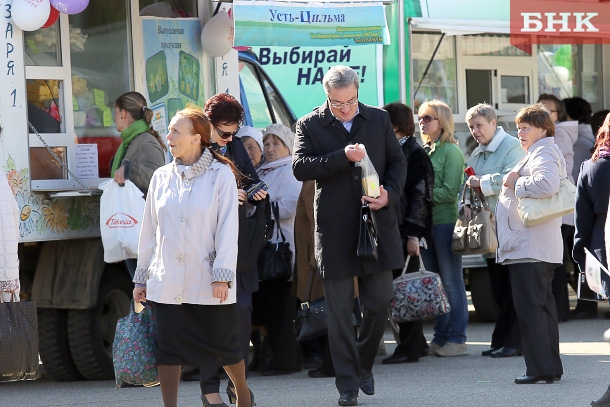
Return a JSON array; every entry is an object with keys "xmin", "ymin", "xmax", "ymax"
[
  {"xmin": 112, "ymin": 301, "xmax": 159, "ymax": 388},
  {"xmin": 391, "ymin": 256, "xmax": 451, "ymax": 322}
]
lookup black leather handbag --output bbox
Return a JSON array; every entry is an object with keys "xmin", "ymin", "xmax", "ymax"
[
  {"xmin": 294, "ymin": 267, "xmax": 327, "ymax": 341},
  {"xmin": 257, "ymin": 202, "xmax": 293, "ymax": 281},
  {"xmin": 357, "ymin": 202, "xmax": 378, "ymax": 261}
]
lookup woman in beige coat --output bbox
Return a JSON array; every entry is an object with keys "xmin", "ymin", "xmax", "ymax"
[{"xmin": 496, "ymin": 103, "xmax": 565, "ymax": 385}]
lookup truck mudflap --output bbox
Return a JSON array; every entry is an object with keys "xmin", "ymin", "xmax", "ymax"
[{"xmin": 32, "ymin": 238, "xmax": 105, "ymax": 309}]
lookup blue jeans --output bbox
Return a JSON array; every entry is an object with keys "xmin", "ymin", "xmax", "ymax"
[{"xmin": 421, "ymin": 223, "xmax": 468, "ymax": 345}]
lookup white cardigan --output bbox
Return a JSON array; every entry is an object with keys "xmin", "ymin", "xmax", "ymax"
[
  {"xmin": 134, "ymin": 159, "xmax": 239, "ymax": 305},
  {"xmin": 0, "ymin": 172, "xmax": 19, "ymax": 297}
]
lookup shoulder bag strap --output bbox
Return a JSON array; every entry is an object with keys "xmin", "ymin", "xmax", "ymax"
[
  {"xmin": 304, "ymin": 267, "xmax": 316, "ymax": 303},
  {"xmin": 271, "ymin": 201, "xmax": 287, "ymax": 243},
  {"xmin": 516, "ymin": 144, "xmax": 566, "ymax": 180}
]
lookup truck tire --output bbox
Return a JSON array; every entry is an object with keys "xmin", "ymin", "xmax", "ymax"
[
  {"xmin": 38, "ymin": 308, "xmax": 84, "ymax": 381},
  {"xmin": 67, "ymin": 268, "xmax": 132, "ymax": 380},
  {"xmin": 468, "ymin": 267, "xmax": 499, "ymax": 323}
]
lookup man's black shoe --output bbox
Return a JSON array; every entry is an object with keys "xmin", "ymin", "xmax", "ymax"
[
  {"xmin": 382, "ymin": 354, "xmax": 419, "ymax": 364},
  {"xmin": 338, "ymin": 390, "xmax": 358, "ymax": 406},
  {"xmin": 514, "ymin": 375, "xmax": 554, "ymax": 384},
  {"xmin": 308, "ymin": 368, "xmax": 335, "ymax": 378},
  {"xmin": 382, "ymin": 354, "xmax": 409, "ymax": 364},
  {"xmin": 569, "ymin": 310, "xmax": 597, "ymax": 320},
  {"xmin": 491, "ymin": 347, "xmax": 522, "ymax": 358},
  {"xmin": 481, "ymin": 347, "xmax": 501, "ymax": 357},
  {"xmin": 359, "ymin": 370, "xmax": 374, "ymax": 395}
]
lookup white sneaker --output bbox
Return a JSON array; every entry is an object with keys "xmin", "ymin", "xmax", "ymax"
[
  {"xmin": 603, "ymin": 328, "xmax": 610, "ymax": 343},
  {"xmin": 435, "ymin": 342, "xmax": 468, "ymax": 357},
  {"xmin": 429, "ymin": 342, "xmax": 442, "ymax": 355}
]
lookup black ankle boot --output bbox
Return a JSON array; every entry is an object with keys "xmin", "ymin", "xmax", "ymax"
[
  {"xmin": 248, "ymin": 332, "xmax": 262, "ymax": 372},
  {"xmin": 592, "ymin": 385, "xmax": 610, "ymax": 407}
]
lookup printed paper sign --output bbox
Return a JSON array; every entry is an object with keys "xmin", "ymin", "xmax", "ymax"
[{"xmin": 75, "ymin": 144, "xmax": 99, "ymax": 179}]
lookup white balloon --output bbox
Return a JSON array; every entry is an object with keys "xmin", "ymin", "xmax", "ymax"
[
  {"xmin": 12, "ymin": 0, "xmax": 51, "ymax": 32},
  {"xmin": 201, "ymin": 11, "xmax": 233, "ymax": 57}
]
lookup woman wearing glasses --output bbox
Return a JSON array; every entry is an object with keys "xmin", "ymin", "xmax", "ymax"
[
  {"xmin": 537, "ymin": 94, "xmax": 578, "ymax": 322},
  {"xmin": 184, "ymin": 93, "xmax": 266, "ymax": 406},
  {"xmin": 417, "ymin": 100, "xmax": 468, "ymax": 357}
]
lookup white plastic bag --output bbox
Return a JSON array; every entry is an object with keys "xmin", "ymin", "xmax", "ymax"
[
  {"xmin": 355, "ymin": 145, "xmax": 380, "ymax": 198},
  {"xmin": 99, "ymin": 180, "xmax": 145, "ymax": 263}
]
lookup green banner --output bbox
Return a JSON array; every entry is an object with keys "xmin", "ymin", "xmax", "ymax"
[
  {"xmin": 251, "ymin": 45, "xmax": 381, "ymax": 119},
  {"xmin": 234, "ymin": 1, "xmax": 389, "ymax": 47}
]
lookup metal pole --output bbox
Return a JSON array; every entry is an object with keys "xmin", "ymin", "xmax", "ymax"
[
  {"xmin": 413, "ymin": 32, "xmax": 445, "ymax": 99},
  {"xmin": 398, "ymin": 0, "xmax": 406, "ymax": 103}
]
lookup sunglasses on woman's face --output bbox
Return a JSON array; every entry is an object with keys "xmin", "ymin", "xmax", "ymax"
[
  {"xmin": 418, "ymin": 115, "xmax": 438, "ymax": 123},
  {"xmin": 215, "ymin": 126, "xmax": 240, "ymax": 140}
]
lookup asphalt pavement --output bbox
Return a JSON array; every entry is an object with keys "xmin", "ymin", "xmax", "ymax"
[{"xmin": 3, "ymin": 301, "xmax": 610, "ymax": 407}]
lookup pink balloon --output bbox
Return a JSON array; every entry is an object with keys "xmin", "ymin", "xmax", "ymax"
[
  {"xmin": 50, "ymin": 0, "xmax": 89, "ymax": 15},
  {"xmin": 42, "ymin": 6, "xmax": 60, "ymax": 29}
]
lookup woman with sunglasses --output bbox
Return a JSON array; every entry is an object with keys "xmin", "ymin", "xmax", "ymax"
[
  {"xmin": 182, "ymin": 93, "xmax": 266, "ymax": 407},
  {"xmin": 417, "ymin": 100, "xmax": 468, "ymax": 358}
]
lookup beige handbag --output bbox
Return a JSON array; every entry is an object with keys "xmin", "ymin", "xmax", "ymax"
[
  {"xmin": 452, "ymin": 188, "xmax": 498, "ymax": 255},
  {"xmin": 516, "ymin": 146, "xmax": 576, "ymax": 227}
]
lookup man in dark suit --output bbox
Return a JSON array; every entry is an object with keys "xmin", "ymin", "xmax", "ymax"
[{"xmin": 292, "ymin": 65, "xmax": 406, "ymax": 406}]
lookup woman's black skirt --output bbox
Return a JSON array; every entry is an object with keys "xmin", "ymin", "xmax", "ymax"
[{"xmin": 151, "ymin": 301, "xmax": 243, "ymax": 367}]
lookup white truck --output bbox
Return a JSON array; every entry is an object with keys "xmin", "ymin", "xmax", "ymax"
[{"xmin": 1, "ymin": 0, "xmax": 294, "ymax": 381}]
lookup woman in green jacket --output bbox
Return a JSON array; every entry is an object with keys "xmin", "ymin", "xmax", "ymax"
[{"xmin": 418, "ymin": 100, "xmax": 467, "ymax": 357}]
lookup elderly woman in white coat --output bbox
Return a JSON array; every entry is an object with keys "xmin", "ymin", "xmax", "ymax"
[
  {"xmin": 132, "ymin": 108, "xmax": 253, "ymax": 407},
  {"xmin": 496, "ymin": 103, "xmax": 564, "ymax": 385},
  {"xmin": 251, "ymin": 123, "xmax": 303, "ymax": 376},
  {"xmin": 0, "ymin": 172, "xmax": 19, "ymax": 302}
]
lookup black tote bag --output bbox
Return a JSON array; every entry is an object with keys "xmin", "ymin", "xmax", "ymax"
[
  {"xmin": 0, "ymin": 294, "xmax": 39, "ymax": 382},
  {"xmin": 257, "ymin": 202, "xmax": 293, "ymax": 281},
  {"xmin": 237, "ymin": 197, "xmax": 272, "ymax": 273}
]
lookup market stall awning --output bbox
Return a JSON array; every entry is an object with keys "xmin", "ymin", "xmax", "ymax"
[
  {"xmin": 233, "ymin": 0, "xmax": 391, "ymax": 47},
  {"xmin": 409, "ymin": 17, "xmax": 510, "ymax": 36},
  {"xmin": 407, "ymin": 0, "xmax": 510, "ymax": 35}
]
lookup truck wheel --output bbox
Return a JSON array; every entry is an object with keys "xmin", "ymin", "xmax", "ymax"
[
  {"xmin": 468, "ymin": 267, "xmax": 499, "ymax": 323},
  {"xmin": 67, "ymin": 269, "xmax": 132, "ymax": 380},
  {"xmin": 38, "ymin": 309, "xmax": 84, "ymax": 381}
]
